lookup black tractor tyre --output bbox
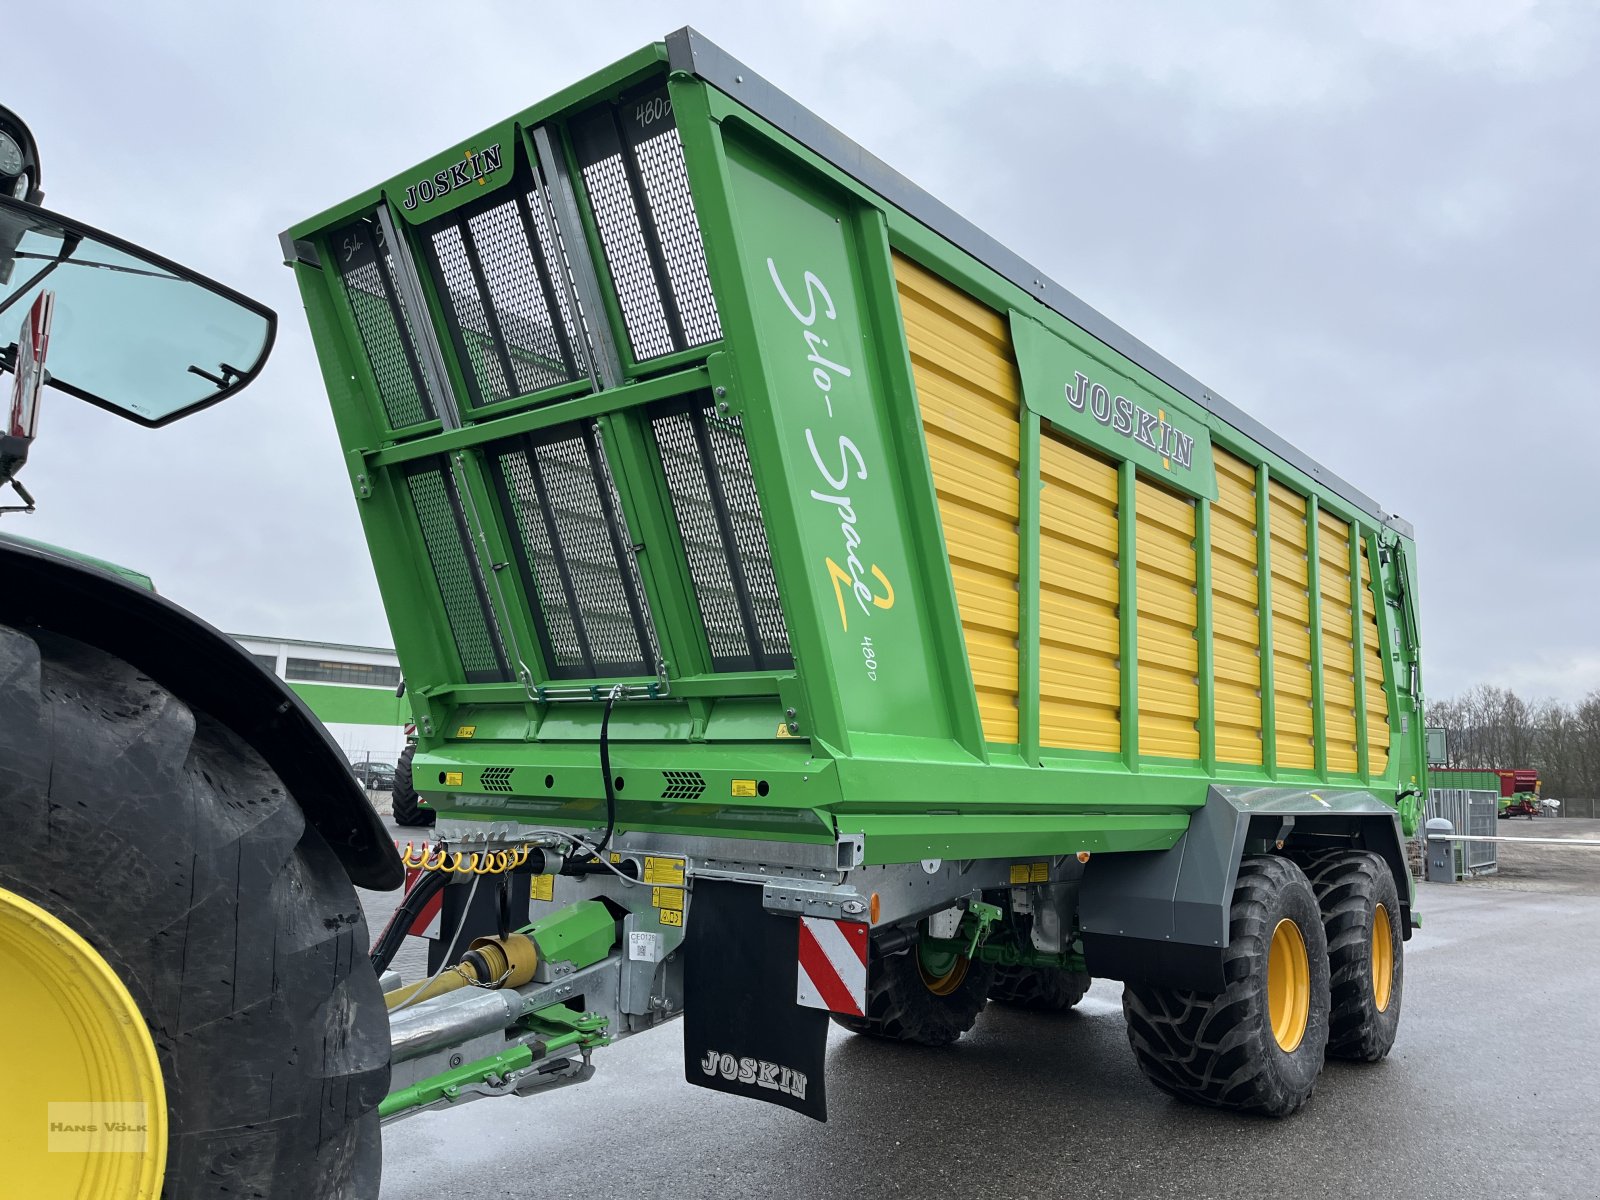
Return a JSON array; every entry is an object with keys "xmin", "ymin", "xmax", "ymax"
[
  {"xmin": 832, "ymin": 949, "xmax": 995, "ymax": 1046},
  {"xmin": 0, "ymin": 623, "xmax": 388, "ymax": 1198},
  {"xmin": 391, "ymin": 742, "xmax": 435, "ymax": 828},
  {"xmin": 1123, "ymin": 855, "xmax": 1330, "ymax": 1117},
  {"xmin": 989, "ymin": 964, "xmax": 1091, "ymax": 1012},
  {"xmin": 1307, "ymin": 851, "xmax": 1403, "ymax": 1062}
]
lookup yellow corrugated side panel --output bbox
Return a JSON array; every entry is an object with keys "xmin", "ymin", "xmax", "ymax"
[
  {"xmin": 1136, "ymin": 479, "xmax": 1200, "ymax": 760},
  {"xmin": 1039, "ymin": 432, "xmax": 1120, "ymax": 752},
  {"xmin": 1211, "ymin": 450, "xmax": 1263, "ymax": 766},
  {"xmin": 1317, "ymin": 510, "xmax": 1360, "ymax": 775},
  {"xmin": 1269, "ymin": 481, "xmax": 1316, "ymax": 770},
  {"xmin": 895, "ymin": 254, "xmax": 1020, "ymax": 743},
  {"xmin": 1360, "ymin": 544, "xmax": 1391, "ymax": 775}
]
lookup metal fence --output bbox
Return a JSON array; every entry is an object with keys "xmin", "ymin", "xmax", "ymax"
[{"xmin": 1427, "ymin": 788, "xmax": 1499, "ymax": 877}]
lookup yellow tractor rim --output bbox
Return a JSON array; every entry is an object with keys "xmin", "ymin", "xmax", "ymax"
[
  {"xmin": 1266, "ymin": 917, "xmax": 1311, "ymax": 1053},
  {"xmin": 1, "ymin": 887, "xmax": 167, "ymax": 1198},
  {"xmin": 1372, "ymin": 903, "xmax": 1395, "ymax": 1013}
]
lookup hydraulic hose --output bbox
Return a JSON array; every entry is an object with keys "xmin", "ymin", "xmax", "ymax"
[
  {"xmin": 370, "ymin": 867, "xmax": 449, "ymax": 975},
  {"xmin": 592, "ymin": 685, "xmax": 625, "ymax": 859}
]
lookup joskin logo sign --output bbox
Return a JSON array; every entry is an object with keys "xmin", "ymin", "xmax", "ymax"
[
  {"xmin": 388, "ymin": 120, "xmax": 519, "ymax": 224},
  {"xmin": 401, "ymin": 144, "xmax": 504, "ymax": 211},
  {"xmin": 1010, "ymin": 313, "xmax": 1216, "ymax": 500}
]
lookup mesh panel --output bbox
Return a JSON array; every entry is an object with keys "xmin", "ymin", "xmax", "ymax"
[
  {"xmin": 704, "ymin": 415, "xmax": 789, "ymax": 658},
  {"xmin": 581, "ymin": 155, "xmax": 674, "ymax": 359},
  {"xmin": 525, "ymin": 184, "xmax": 587, "ymax": 367},
  {"xmin": 419, "ymin": 149, "xmax": 582, "ymax": 408},
  {"xmin": 572, "ymin": 85, "xmax": 722, "ymax": 362},
  {"xmin": 651, "ymin": 399, "xmax": 791, "ymax": 672},
  {"xmin": 633, "ymin": 127, "xmax": 721, "ymax": 347},
  {"xmin": 489, "ymin": 423, "xmax": 660, "ymax": 680},
  {"xmin": 403, "ymin": 459, "xmax": 511, "ymax": 683},
  {"xmin": 330, "ymin": 217, "xmax": 437, "ymax": 428}
]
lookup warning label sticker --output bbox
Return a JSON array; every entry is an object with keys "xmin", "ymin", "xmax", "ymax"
[
  {"xmin": 1009, "ymin": 862, "xmax": 1050, "ymax": 885},
  {"xmin": 643, "ymin": 856, "xmax": 686, "ymax": 887},
  {"xmin": 531, "ymin": 874, "xmax": 555, "ymax": 902},
  {"xmin": 652, "ymin": 886, "xmax": 685, "ymax": 911},
  {"xmin": 660, "ymin": 908, "xmax": 684, "ymax": 927}
]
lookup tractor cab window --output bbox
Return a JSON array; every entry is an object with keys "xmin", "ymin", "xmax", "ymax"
[{"xmin": 0, "ymin": 195, "xmax": 273, "ymax": 427}]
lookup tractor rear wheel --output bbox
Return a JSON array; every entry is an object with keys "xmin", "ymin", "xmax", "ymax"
[
  {"xmin": 0, "ymin": 623, "xmax": 388, "ymax": 1198},
  {"xmin": 1122, "ymin": 855, "xmax": 1330, "ymax": 1117},
  {"xmin": 989, "ymin": 964, "xmax": 1091, "ymax": 1011},
  {"xmin": 391, "ymin": 742, "xmax": 435, "ymax": 828},
  {"xmin": 833, "ymin": 944, "xmax": 994, "ymax": 1046},
  {"xmin": 1307, "ymin": 851, "xmax": 1403, "ymax": 1061}
]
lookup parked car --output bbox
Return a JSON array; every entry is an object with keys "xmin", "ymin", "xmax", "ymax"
[{"xmin": 349, "ymin": 759, "xmax": 396, "ymax": 791}]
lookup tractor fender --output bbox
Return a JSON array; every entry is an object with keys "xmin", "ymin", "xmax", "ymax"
[
  {"xmin": 0, "ymin": 536, "xmax": 403, "ymax": 890},
  {"xmin": 1079, "ymin": 784, "xmax": 1410, "ymax": 993}
]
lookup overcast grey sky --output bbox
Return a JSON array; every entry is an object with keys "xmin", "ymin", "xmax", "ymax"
[{"xmin": 11, "ymin": 1, "xmax": 1598, "ymax": 703}]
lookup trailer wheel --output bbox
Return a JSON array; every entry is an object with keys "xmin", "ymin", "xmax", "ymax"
[
  {"xmin": 1122, "ymin": 855, "xmax": 1330, "ymax": 1117},
  {"xmin": 1307, "ymin": 851, "xmax": 1403, "ymax": 1062},
  {"xmin": 832, "ymin": 945, "xmax": 994, "ymax": 1046},
  {"xmin": 391, "ymin": 742, "xmax": 435, "ymax": 828},
  {"xmin": 989, "ymin": 964, "xmax": 1090, "ymax": 1011},
  {"xmin": 0, "ymin": 624, "xmax": 388, "ymax": 1198}
]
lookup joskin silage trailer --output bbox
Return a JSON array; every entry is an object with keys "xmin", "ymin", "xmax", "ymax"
[
  {"xmin": 283, "ymin": 25, "xmax": 1427, "ymax": 1148},
  {"xmin": 3, "ymin": 27, "xmax": 1428, "ymax": 1198},
  {"xmin": 281, "ymin": 24, "xmax": 1427, "ymax": 1154}
]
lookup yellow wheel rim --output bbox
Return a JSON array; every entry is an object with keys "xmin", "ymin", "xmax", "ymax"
[
  {"xmin": 1267, "ymin": 917, "xmax": 1311, "ymax": 1053},
  {"xmin": 917, "ymin": 954, "xmax": 971, "ymax": 997},
  {"xmin": 1372, "ymin": 903, "xmax": 1395, "ymax": 1013},
  {"xmin": 1, "ymin": 887, "xmax": 166, "ymax": 1198}
]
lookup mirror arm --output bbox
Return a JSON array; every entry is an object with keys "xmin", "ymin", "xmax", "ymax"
[{"xmin": 0, "ymin": 232, "xmax": 79, "ymax": 319}]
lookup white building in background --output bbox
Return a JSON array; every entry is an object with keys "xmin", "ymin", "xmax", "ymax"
[{"xmin": 231, "ymin": 634, "xmax": 409, "ymax": 764}]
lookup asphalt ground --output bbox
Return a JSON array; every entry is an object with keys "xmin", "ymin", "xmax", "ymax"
[{"xmin": 359, "ymin": 815, "xmax": 1600, "ymax": 1199}]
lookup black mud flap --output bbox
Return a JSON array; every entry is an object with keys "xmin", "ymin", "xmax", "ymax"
[{"xmin": 682, "ymin": 879, "xmax": 828, "ymax": 1120}]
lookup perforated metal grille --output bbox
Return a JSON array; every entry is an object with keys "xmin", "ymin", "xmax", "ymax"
[
  {"xmin": 403, "ymin": 459, "xmax": 511, "ymax": 683},
  {"xmin": 651, "ymin": 399, "xmax": 791, "ymax": 672},
  {"xmin": 330, "ymin": 217, "xmax": 437, "ymax": 428},
  {"xmin": 525, "ymin": 184, "xmax": 588, "ymax": 368},
  {"xmin": 661, "ymin": 770, "xmax": 706, "ymax": 800},
  {"xmin": 482, "ymin": 767, "xmax": 514, "ymax": 793},
  {"xmin": 488, "ymin": 423, "xmax": 660, "ymax": 680},
  {"xmin": 419, "ymin": 150, "xmax": 583, "ymax": 408},
  {"xmin": 572, "ymin": 86, "xmax": 722, "ymax": 363},
  {"xmin": 633, "ymin": 128, "xmax": 721, "ymax": 347}
]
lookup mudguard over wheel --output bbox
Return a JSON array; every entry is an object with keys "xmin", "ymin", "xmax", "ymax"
[
  {"xmin": 833, "ymin": 948, "xmax": 994, "ymax": 1046},
  {"xmin": 1307, "ymin": 851, "xmax": 1403, "ymax": 1061},
  {"xmin": 0, "ymin": 624, "xmax": 388, "ymax": 1198},
  {"xmin": 989, "ymin": 964, "xmax": 1091, "ymax": 1012},
  {"xmin": 1122, "ymin": 855, "xmax": 1330, "ymax": 1117},
  {"xmin": 391, "ymin": 742, "xmax": 435, "ymax": 828}
]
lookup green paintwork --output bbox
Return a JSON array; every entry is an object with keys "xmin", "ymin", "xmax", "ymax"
[
  {"xmin": 378, "ymin": 1044, "xmax": 532, "ymax": 1119},
  {"xmin": 376, "ymin": 997, "xmax": 611, "ymax": 1120},
  {"xmin": 284, "ymin": 34, "xmax": 1428, "ymax": 871},
  {"xmin": 287, "ymin": 680, "xmax": 407, "ymax": 728},
  {"xmin": 529, "ymin": 900, "xmax": 616, "ymax": 970}
]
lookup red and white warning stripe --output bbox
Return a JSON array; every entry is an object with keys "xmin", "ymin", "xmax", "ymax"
[
  {"xmin": 796, "ymin": 916, "xmax": 869, "ymax": 1017},
  {"xmin": 400, "ymin": 848, "xmax": 443, "ymax": 940}
]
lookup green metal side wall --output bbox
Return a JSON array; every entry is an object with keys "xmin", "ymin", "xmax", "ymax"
[{"xmin": 288, "ymin": 682, "xmax": 409, "ymax": 729}]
